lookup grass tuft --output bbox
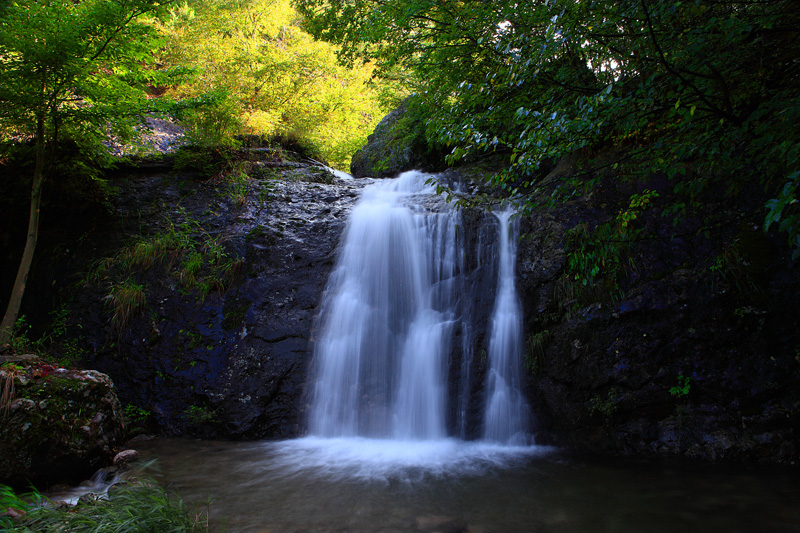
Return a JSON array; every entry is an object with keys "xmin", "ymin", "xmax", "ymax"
[
  {"xmin": 106, "ymin": 279, "xmax": 146, "ymax": 329},
  {"xmin": 86, "ymin": 206, "xmax": 245, "ymax": 330},
  {"xmin": 1, "ymin": 481, "xmax": 208, "ymax": 532}
]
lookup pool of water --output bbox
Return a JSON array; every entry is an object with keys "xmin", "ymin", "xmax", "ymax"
[{"xmin": 132, "ymin": 437, "xmax": 800, "ymax": 532}]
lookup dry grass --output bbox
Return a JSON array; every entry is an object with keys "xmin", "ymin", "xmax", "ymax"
[{"xmin": 0, "ymin": 363, "xmax": 22, "ymax": 417}]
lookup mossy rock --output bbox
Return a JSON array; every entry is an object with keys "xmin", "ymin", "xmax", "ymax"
[
  {"xmin": 0, "ymin": 359, "xmax": 126, "ymax": 489},
  {"xmin": 350, "ymin": 97, "xmax": 444, "ymax": 179}
]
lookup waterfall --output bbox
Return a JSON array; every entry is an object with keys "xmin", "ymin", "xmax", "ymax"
[
  {"xmin": 482, "ymin": 211, "xmax": 531, "ymax": 444},
  {"xmin": 308, "ymin": 171, "xmax": 459, "ymax": 440},
  {"xmin": 308, "ymin": 171, "xmax": 531, "ymax": 445}
]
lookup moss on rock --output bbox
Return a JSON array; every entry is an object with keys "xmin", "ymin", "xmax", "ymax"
[
  {"xmin": 0, "ymin": 358, "xmax": 126, "ymax": 489},
  {"xmin": 350, "ymin": 97, "xmax": 444, "ymax": 179}
]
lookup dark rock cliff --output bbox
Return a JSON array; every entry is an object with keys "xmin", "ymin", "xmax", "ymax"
[
  {"xmin": 3, "ymin": 112, "xmax": 798, "ymax": 465},
  {"xmin": 350, "ymin": 97, "xmax": 445, "ymax": 179},
  {"xmin": 511, "ymin": 168, "xmax": 800, "ymax": 464},
  {"xmin": 13, "ymin": 159, "xmax": 366, "ymax": 440}
]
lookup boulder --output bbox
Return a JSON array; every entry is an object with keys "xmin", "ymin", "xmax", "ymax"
[
  {"xmin": 0, "ymin": 359, "xmax": 126, "ymax": 488},
  {"xmin": 112, "ymin": 449, "xmax": 139, "ymax": 466},
  {"xmin": 350, "ymin": 97, "xmax": 443, "ymax": 178}
]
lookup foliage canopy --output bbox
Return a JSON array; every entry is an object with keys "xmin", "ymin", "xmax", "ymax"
[
  {"xmin": 0, "ymin": 0, "xmax": 175, "ymax": 155},
  {"xmin": 296, "ymin": 0, "xmax": 800, "ymax": 254}
]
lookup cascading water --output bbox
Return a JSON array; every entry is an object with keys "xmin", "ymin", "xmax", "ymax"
[
  {"xmin": 308, "ymin": 170, "xmax": 532, "ymax": 450},
  {"xmin": 308, "ymin": 171, "xmax": 459, "ymax": 440},
  {"xmin": 482, "ymin": 211, "xmax": 531, "ymax": 444}
]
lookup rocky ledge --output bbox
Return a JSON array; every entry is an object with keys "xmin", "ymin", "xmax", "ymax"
[{"xmin": 53, "ymin": 157, "xmax": 368, "ymax": 439}]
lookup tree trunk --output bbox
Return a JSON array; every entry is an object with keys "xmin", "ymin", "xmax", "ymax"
[{"xmin": 0, "ymin": 116, "xmax": 46, "ymax": 346}]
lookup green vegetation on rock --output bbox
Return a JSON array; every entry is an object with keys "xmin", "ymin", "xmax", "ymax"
[
  {"xmin": 87, "ymin": 205, "xmax": 245, "ymax": 329},
  {"xmin": 0, "ymin": 0, "xmax": 176, "ymax": 345},
  {"xmin": 0, "ymin": 361, "xmax": 126, "ymax": 488}
]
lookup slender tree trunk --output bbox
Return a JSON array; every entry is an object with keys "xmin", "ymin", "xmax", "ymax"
[{"xmin": 0, "ymin": 115, "xmax": 46, "ymax": 346}]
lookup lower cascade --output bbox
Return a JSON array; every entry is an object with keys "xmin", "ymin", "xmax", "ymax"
[{"xmin": 308, "ymin": 170, "xmax": 532, "ymax": 446}]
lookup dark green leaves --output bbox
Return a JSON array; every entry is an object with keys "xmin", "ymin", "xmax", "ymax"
[
  {"xmin": 765, "ymin": 171, "xmax": 800, "ymax": 258},
  {"xmin": 297, "ymin": 0, "xmax": 800, "ymax": 255}
]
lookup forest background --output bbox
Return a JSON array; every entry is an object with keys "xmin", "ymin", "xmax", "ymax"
[{"xmin": 0, "ymin": 3, "xmax": 799, "ymax": 523}]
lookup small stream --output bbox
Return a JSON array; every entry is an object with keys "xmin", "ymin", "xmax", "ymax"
[{"xmin": 131, "ymin": 437, "xmax": 799, "ymax": 532}]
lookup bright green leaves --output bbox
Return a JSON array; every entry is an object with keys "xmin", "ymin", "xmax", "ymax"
[
  {"xmin": 620, "ymin": 190, "xmax": 659, "ymax": 229},
  {"xmin": 0, "ymin": 0, "xmax": 177, "ymax": 345},
  {"xmin": 669, "ymin": 374, "xmax": 692, "ymax": 398},
  {"xmin": 0, "ymin": 0, "xmax": 173, "ymax": 146},
  {"xmin": 158, "ymin": 0, "xmax": 388, "ymax": 168},
  {"xmin": 566, "ymin": 190, "xmax": 659, "ymax": 288}
]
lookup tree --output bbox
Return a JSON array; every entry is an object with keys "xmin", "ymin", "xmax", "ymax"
[
  {"xmin": 296, "ymin": 0, "xmax": 800, "ymax": 255},
  {"xmin": 0, "ymin": 0, "xmax": 175, "ymax": 345},
  {"xmin": 158, "ymin": 0, "xmax": 391, "ymax": 168}
]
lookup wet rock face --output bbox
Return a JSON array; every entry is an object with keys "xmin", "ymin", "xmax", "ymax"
[
  {"xmin": 211, "ymin": 177, "xmax": 365, "ymax": 438},
  {"xmin": 63, "ymin": 165, "xmax": 366, "ymax": 440},
  {"xmin": 515, "ymin": 183, "xmax": 800, "ymax": 464},
  {"xmin": 7, "ymin": 133, "xmax": 798, "ymax": 464},
  {"xmin": 0, "ymin": 358, "xmax": 126, "ymax": 488},
  {"xmin": 526, "ymin": 269, "xmax": 800, "ymax": 464}
]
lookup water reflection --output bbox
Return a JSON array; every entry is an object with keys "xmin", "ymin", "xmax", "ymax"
[{"xmin": 132, "ymin": 438, "xmax": 800, "ymax": 532}]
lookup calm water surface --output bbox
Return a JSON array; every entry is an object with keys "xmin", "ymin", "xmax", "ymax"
[{"xmin": 132, "ymin": 437, "xmax": 800, "ymax": 533}]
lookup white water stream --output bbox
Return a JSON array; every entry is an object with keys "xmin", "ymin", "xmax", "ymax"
[
  {"xmin": 483, "ymin": 211, "xmax": 531, "ymax": 444},
  {"xmin": 46, "ymin": 170, "xmax": 800, "ymax": 532}
]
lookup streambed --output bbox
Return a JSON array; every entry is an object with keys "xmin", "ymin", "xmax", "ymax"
[{"xmin": 133, "ymin": 437, "xmax": 799, "ymax": 532}]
